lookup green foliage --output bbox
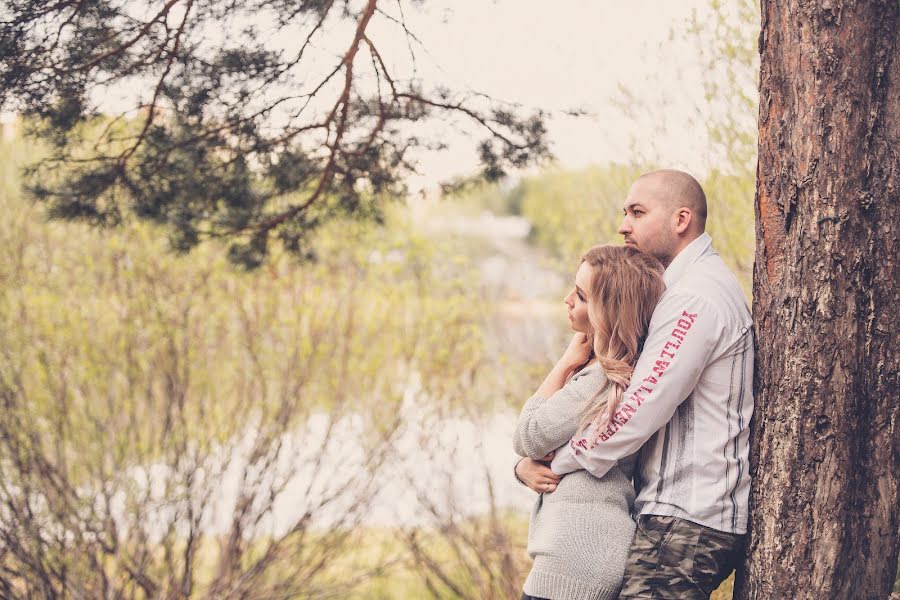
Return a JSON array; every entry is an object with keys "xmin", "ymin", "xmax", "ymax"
[
  {"xmin": 2, "ymin": 129, "xmax": 485, "ymax": 420},
  {"xmin": 0, "ymin": 129, "xmax": 492, "ymax": 596},
  {"xmin": 685, "ymin": 0, "xmax": 759, "ymax": 177},
  {"xmin": 510, "ymin": 0, "xmax": 757, "ymax": 296},
  {"xmin": 3, "ymin": 194, "xmax": 455, "ymax": 464},
  {"xmin": 514, "ymin": 164, "xmax": 644, "ymax": 268},
  {"xmin": 0, "ymin": 2, "xmax": 771, "ymax": 595},
  {"xmin": 896, "ymin": 555, "xmax": 900, "ymax": 592},
  {"xmin": 306, "ymin": 519, "xmax": 737, "ymax": 600},
  {"xmin": 340, "ymin": 513, "xmax": 531, "ymax": 600},
  {"xmin": 1, "ymin": 0, "xmax": 551, "ymax": 266},
  {"xmin": 448, "ymin": 163, "xmax": 754, "ymax": 298},
  {"xmin": 702, "ymin": 169, "xmax": 755, "ymax": 297}
]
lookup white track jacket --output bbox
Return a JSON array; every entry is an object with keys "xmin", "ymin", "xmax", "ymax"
[{"xmin": 551, "ymin": 233, "xmax": 754, "ymax": 534}]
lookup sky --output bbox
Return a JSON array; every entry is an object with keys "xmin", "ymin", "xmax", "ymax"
[
  {"xmin": 2, "ymin": 0, "xmax": 747, "ymax": 191},
  {"xmin": 372, "ymin": 0, "xmax": 721, "ymax": 190}
]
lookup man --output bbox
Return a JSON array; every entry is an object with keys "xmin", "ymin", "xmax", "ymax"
[{"xmin": 515, "ymin": 169, "xmax": 753, "ymax": 599}]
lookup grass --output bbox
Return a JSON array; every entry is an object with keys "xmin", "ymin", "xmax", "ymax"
[{"xmin": 316, "ymin": 518, "xmax": 741, "ymax": 599}]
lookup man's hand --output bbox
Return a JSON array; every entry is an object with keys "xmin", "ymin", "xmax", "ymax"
[{"xmin": 515, "ymin": 454, "xmax": 561, "ymax": 494}]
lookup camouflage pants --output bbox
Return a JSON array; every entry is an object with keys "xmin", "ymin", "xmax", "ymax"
[{"xmin": 618, "ymin": 515, "xmax": 744, "ymax": 599}]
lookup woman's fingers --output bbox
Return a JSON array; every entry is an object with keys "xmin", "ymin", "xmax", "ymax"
[
  {"xmin": 517, "ymin": 458, "xmax": 562, "ymax": 493},
  {"xmin": 537, "ymin": 478, "xmax": 559, "ymax": 493}
]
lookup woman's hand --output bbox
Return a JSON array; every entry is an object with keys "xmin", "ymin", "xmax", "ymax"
[
  {"xmin": 534, "ymin": 333, "xmax": 593, "ymax": 399},
  {"xmin": 560, "ymin": 332, "xmax": 592, "ymax": 371},
  {"xmin": 515, "ymin": 455, "xmax": 561, "ymax": 494}
]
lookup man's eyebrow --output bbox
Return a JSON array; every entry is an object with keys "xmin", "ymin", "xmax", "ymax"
[{"xmin": 625, "ymin": 201, "xmax": 646, "ymax": 210}]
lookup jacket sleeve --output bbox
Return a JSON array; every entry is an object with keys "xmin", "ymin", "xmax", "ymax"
[
  {"xmin": 551, "ymin": 292, "xmax": 721, "ymax": 477},
  {"xmin": 513, "ymin": 368, "xmax": 607, "ymax": 460}
]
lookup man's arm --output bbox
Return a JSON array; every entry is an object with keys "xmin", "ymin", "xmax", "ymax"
[{"xmin": 551, "ymin": 292, "xmax": 721, "ymax": 477}]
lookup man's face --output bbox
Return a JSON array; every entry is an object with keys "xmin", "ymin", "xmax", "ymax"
[{"xmin": 618, "ymin": 180, "xmax": 678, "ymax": 265}]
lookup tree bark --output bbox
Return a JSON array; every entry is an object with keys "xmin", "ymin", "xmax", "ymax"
[{"xmin": 737, "ymin": 1, "xmax": 899, "ymax": 599}]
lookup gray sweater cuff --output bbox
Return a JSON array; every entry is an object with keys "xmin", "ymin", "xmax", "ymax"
[{"xmin": 524, "ymin": 569, "xmax": 621, "ymax": 600}]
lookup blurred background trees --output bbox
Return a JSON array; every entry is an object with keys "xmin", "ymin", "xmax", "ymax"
[
  {"xmin": 3, "ymin": 0, "xmax": 895, "ymax": 598},
  {"xmin": 0, "ymin": 1, "xmax": 763, "ymax": 597},
  {"xmin": 0, "ymin": 0, "xmax": 759, "ymax": 597},
  {"xmin": 1, "ymin": 0, "xmax": 550, "ymax": 268},
  {"xmin": 0, "ymin": 130, "xmax": 502, "ymax": 596}
]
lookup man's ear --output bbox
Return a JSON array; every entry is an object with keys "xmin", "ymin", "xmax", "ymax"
[{"xmin": 673, "ymin": 207, "xmax": 693, "ymax": 235}]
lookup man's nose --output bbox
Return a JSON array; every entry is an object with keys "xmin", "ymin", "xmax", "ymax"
[{"xmin": 618, "ymin": 220, "xmax": 630, "ymax": 235}]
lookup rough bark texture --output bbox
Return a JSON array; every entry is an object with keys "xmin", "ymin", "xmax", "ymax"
[{"xmin": 736, "ymin": 1, "xmax": 900, "ymax": 599}]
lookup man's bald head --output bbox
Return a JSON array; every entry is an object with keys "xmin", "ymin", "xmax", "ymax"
[
  {"xmin": 619, "ymin": 169, "xmax": 708, "ymax": 265},
  {"xmin": 635, "ymin": 169, "xmax": 707, "ymax": 232}
]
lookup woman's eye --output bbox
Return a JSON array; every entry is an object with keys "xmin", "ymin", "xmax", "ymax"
[{"xmin": 577, "ymin": 293, "xmax": 585, "ymax": 302}]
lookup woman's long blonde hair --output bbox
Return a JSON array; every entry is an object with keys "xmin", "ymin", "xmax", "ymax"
[{"xmin": 577, "ymin": 245, "xmax": 666, "ymax": 436}]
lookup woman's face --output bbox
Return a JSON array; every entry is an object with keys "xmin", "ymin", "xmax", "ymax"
[{"xmin": 564, "ymin": 261, "xmax": 593, "ymax": 334}]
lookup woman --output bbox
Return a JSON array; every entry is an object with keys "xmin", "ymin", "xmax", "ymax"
[{"xmin": 513, "ymin": 244, "xmax": 665, "ymax": 600}]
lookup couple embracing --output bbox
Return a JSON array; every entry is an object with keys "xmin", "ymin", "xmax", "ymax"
[{"xmin": 513, "ymin": 170, "xmax": 753, "ymax": 600}]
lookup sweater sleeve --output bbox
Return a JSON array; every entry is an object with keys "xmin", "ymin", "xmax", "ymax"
[
  {"xmin": 513, "ymin": 367, "xmax": 608, "ymax": 460},
  {"xmin": 551, "ymin": 292, "xmax": 722, "ymax": 477}
]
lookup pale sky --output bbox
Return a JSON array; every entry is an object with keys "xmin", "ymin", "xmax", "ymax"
[
  {"xmin": 377, "ymin": 0, "xmax": 722, "ymax": 190},
  {"xmin": 3, "ymin": 0, "xmax": 747, "ymax": 190}
]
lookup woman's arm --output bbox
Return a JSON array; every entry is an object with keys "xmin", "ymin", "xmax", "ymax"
[
  {"xmin": 536, "ymin": 332, "xmax": 591, "ymax": 398},
  {"xmin": 514, "ymin": 333, "xmax": 598, "ymax": 459},
  {"xmin": 513, "ymin": 366, "xmax": 607, "ymax": 460}
]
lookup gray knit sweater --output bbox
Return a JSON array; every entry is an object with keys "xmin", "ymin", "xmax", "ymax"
[{"xmin": 513, "ymin": 363, "xmax": 637, "ymax": 600}]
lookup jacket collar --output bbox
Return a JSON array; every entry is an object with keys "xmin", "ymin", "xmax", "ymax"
[{"xmin": 663, "ymin": 232, "xmax": 713, "ymax": 287}]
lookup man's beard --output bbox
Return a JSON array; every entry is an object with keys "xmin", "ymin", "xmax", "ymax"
[{"xmin": 647, "ymin": 235, "xmax": 678, "ymax": 267}]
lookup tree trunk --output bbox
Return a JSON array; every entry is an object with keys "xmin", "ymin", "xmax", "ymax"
[{"xmin": 737, "ymin": 1, "xmax": 899, "ymax": 599}]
